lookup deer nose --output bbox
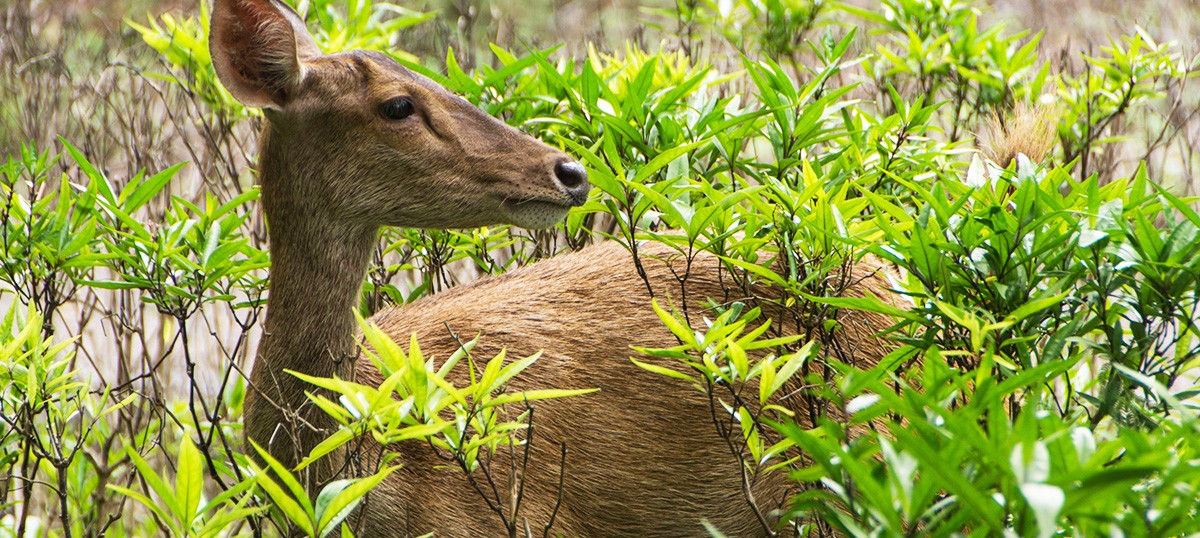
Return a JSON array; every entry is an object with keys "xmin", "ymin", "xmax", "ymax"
[
  {"xmin": 555, "ymin": 160, "xmax": 587, "ymax": 188},
  {"xmin": 554, "ymin": 160, "xmax": 590, "ymax": 204}
]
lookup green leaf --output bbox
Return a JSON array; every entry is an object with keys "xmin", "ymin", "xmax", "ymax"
[
  {"xmin": 249, "ymin": 440, "xmax": 315, "ymax": 530},
  {"xmin": 125, "ymin": 447, "xmax": 180, "ymax": 526},
  {"xmin": 486, "ymin": 388, "xmax": 600, "ymax": 407},
  {"xmin": 630, "ymin": 358, "xmax": 695, "ymax": 382},
  {"xmin": 124, "ymin": 162, "xmax": 184, "ymax": 212},
  {"xmin": 176, "ymin": 437, "xmax": 204, "ymax": 526},
  {"xmin": 107, "ymin": 485, "xmax": 177, "ymax": 531},
  {"xmin": 315, "ymin": 469, "xmax": 396, "ymax": 536},
  {"xmin": 650, "ymin": 299, "xmax": 698, "ymax": 347},
  {"xmin": 60, "ymin": 138, "xmax": 115, "ymax": 204},
  {"xmin": 297, "ymin": 429, "xmax": 355, "ymax": 471},
  {"xmin": 1007, "ymin": 291, "xmax": 1068, "ymax": 322},
  {"xmin": 631, "ymin": 139, "xmax": 709, "ymax": 185}
]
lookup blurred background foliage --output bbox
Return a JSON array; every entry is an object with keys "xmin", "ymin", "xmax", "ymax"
[{"xmin": 2, "ymin": 0, "xmax": 1200, "ymax": 536}]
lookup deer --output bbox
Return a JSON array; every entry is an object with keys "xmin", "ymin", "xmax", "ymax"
[{"xmin": 209, "ymin": 0, "xmax": 902, "ymax": 536}]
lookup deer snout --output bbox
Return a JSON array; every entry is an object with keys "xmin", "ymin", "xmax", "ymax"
[{"xmin": 553, "ymin": 159, "xmax": 590, "ymax": 206}]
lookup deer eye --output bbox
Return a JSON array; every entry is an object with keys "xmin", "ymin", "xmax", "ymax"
[{"xmin": 380, "ymin": 96, "xmax": 414, "ymax": 120}]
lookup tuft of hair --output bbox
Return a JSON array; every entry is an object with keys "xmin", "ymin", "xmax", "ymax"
[{"xmin": 975, "ymin": 102, "xmax": 1058, "ymax": 167}]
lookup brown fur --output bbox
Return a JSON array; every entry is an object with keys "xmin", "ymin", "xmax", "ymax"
[
  {"xmin": 209, "ymin": 1, "xmax": 901, "ymax": 535},
  {"xmin": 354, "ymin": 241, "xmax": 898, "ymax": 537}
]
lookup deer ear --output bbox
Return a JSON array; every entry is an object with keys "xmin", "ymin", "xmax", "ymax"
[{"xmin": 210, "ymin": 0, "xmax": 322, "ymax": 109}]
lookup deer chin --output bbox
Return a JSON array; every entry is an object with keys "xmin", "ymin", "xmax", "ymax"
[{"xmin": 502, "ymin": 197, "xmax": 574, "ymax": 229}]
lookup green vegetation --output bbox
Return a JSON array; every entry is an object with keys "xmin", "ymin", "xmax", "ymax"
[{"xmin": 2, "ymin": 0, "xmax": 1199, "ymax": 535}]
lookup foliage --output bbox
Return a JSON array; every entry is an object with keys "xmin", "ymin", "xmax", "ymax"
[
  {"xmin": 783, "ymin": 352, "xmax": 1200, "ymax": 537},
  {"xmin": 851, "ymin": 0, "xmax": 1050, "ymax": 128},
  {"xmin": 1056, "ymin": 30, "xmax": 1184, "ymax": 180},
  {"xmin": 3, "ymin": 0, "xmax": 1200, "ymax": 536},
  {"xmin": 1, "ymin": 304, "xmax": 92, "ymax": 537},
  {"xmin": 773, "ymin": 155, "xmax": 1200, "ymax": 535},
  {"xmin": 108, "ymin": 437, "xmax": 261, "ymax": 537}
]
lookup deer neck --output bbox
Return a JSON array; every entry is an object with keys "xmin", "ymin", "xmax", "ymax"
[{"xmin": 256, "ymin": 127, "xmax": 377, "ymax": 386}]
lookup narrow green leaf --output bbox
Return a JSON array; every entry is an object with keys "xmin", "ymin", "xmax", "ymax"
[
  {"xmin": 176, "ymin": 437, "xmax": 204, "ymax": 526},
  {"xmin": 631, "ymin": 358, "xmax": 695, "ymax": 382}
]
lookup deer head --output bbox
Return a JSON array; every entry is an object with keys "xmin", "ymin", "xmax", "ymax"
[{"xmin": 209, "ymin": 0, "xmax": 589, "ymax": 231}]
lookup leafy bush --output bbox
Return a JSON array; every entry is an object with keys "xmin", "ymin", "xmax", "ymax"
[
  {"xmin": 3, "ymin": 0, "xmax": 1200, "ymax": 536},
  {"xmin": 776, "ymin": 154, "xmax": 1200, "ymax": 536}
]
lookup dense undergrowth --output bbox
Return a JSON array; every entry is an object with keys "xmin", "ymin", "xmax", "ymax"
[{"xmin": 3, "ymin": 0, "xmax": 1200, "ymax": 536}]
